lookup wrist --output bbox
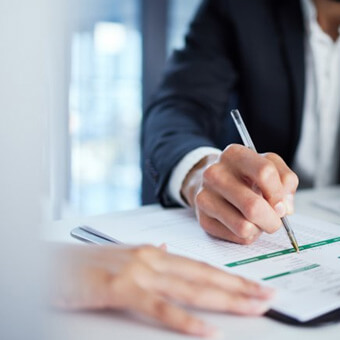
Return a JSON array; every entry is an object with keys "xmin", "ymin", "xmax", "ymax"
[{"xmin": 180, "ymin": 154, "xmax": 219, "ymax": 207}]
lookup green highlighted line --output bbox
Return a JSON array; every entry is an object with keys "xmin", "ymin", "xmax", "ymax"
[
  {"xmin": 262, "ymin": 264, "xmax": 320, "ymax": 281},
  {"xmin": 225, "ymin": 237, "xmax": 340, "ymax": 268}
]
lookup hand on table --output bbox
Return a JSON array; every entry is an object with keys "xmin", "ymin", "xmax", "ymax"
[
  {"xmin": 181, "ymin": 144, "xmax": 299, "ymax": 244},
  {"xmin": 52, "ymin": 244, "xmax": 274, "ymax": 337}
]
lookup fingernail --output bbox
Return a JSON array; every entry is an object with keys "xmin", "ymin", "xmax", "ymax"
[
  {"xmin": 285, "ymin": 194, "xmax": 294, "ymax": 215},
  {"xmin": 259, "ymin": 286, "xmax": 276, "ymax": 298},
  {"xmin": 274, "ymin": 201, "xmax": 286, "ymax": 217},
  {"xmin": 249, "ymin": 299, "xmax": 271, "ymax": 314},
  {"xmin": 246, "ymin": 233, "xmax": 258, "ymax": 241}
]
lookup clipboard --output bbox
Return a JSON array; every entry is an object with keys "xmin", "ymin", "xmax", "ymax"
[
  {"xmin": 266, "ymin": 308, "xmax": 340, "ymax": 326},
  {"xmin": 71, "ymin": 225, "xmax": 340, "ymax": 327}
]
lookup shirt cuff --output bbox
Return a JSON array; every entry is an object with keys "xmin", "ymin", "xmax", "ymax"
[{"xmin": 168, "ymin": 147, "xmax": 222, "ymax": 207}]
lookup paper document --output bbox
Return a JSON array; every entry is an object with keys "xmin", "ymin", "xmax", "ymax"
[{"xmin": 91, "ymin": 207, "xmax": 340, "ymax": 322}]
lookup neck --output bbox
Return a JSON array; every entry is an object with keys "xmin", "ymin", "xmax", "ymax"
[{"xmin": 313, "ymin": 0, "xmax": 340, "ymax": 40}]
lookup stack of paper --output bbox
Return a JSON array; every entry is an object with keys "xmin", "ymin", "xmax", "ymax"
[{"xmin": 88, "ymin": 207, "xmax": 340, "ymax": 322}]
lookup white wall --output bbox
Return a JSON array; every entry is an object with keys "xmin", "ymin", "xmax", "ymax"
[{"xmin": 0, "ymin": 0, "xmax": 52, "ymax": 338}]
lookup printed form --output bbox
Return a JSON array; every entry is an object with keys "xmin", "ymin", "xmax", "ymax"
[{"xmin": 94, "ymin": 207, "xmax": 340, "ymax": 322}]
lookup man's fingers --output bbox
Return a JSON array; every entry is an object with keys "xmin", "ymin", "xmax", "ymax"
[
  {"xmin": 218, "ymin": 145, "xmax": 299, "ymax": 217},
  {"xmin": 133, "ymin": 290, "xmax": 217, "ymax": 337},
  {"xmin": 157, "ymin": 254, "xmax": 274, "ymax": 299},
  {"xmin": 195, "ymin": 188, "xmax": 262, "ymax": 239},
  {"xmin": 264, "ymin": 153, "xmax": 299, "ymax": 192},
  {"xmin": 202, "ymin": 168, "xmax": 282, "ymax": 233},
  {"xmin": 107, "ymin": 267, "xmax": 217, "ymax": 337},
  {"xmin": 264, "ymin": 153, "xmax": 299, "ymax": 214},
  {"xmin": 221, "ymin": 146, "xmax": 285, "ymax": 207},
  {"xmin": 129, "ymin": 245, "xmax": 274, "ymax": 303},
  {"xmin": 198, "ymin": 212, "xmax": 262, "ymax": 244},
  {"xmin": 154, "ymin": 272, "xmax": 273, "ymax": 315}
]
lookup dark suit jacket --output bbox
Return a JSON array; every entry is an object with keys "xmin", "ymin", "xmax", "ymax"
[{"xmin": 141, "ymin": 0, "xmax": 340, "ymax": 205}]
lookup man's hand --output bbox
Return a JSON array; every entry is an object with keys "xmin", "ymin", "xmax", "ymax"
[
  {"xmin": 181, "ymin": 144, "xmax": 299, "ymax": 245},
  {"xmin": 51, "ymin": 244, "xmax": 274, "ymax": 337}
]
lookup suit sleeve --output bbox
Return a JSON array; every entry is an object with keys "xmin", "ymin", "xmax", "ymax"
[{"xmin": 142, "ymin": 0, "xmax": 239, "ymax": 206}]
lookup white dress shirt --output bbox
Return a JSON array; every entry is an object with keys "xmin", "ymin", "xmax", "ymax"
[
  {"xmin": 292, "ymin": 0, "xmax": 340, "ymax": 188},
  {"xmin": 168, "ymin": 0, "xmax": 340, "ymax": 206}
]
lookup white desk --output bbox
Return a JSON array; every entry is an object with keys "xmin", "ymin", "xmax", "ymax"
[{"xmin": 46, "ymin": 187, "xmax": 340, "ymax": 340}]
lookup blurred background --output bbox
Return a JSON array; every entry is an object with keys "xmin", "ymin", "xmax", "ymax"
[
  {"xmin": 0, "ymin": 1, "xmax": 203, "ymax": 338},
  {"xmin": 53, "ymin": 0, "xmax": 202, "ymax": 219}
]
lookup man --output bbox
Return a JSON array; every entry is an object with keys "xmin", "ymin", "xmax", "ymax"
[{"xmin": 142, "ymin": 0, "xmax": 340, "ymax": 244}]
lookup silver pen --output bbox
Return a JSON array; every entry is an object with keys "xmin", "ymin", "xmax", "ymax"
[
  {"xmin": 230, "ymin": 109, "xmax": 300, "ymax": 253},
  {"xmin": 71, "ymin": 226, "xmax": 122, "ymax": 245}
]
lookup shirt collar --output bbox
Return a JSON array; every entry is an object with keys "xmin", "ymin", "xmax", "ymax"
[
  {"xmin": 300, "ymin": 0, "xmax": 340, "ymax": 41},
  {"xmin": 301, "ymin": 0, "xmax": 317, "ymax": 24}
]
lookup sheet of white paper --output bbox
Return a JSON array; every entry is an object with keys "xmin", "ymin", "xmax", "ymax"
[{"xmin": 91, "ymin": 207, "xmax": 340, "ymax": 322}]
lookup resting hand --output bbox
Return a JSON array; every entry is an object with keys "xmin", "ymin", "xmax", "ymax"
[
  {"xmin": 51, "ymin": 244, "xmax": 274, "ymax": 337},
  {"xmin": 181, "ymin": 144, "xmax": 299, "ymax": 244}
]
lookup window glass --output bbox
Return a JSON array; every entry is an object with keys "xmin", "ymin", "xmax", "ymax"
[
  {"xmin": 67, "ymin": 0, "xmax": 201, "ymax": 217},
  {"xmin": 69, "ymin": 0, "xmax": 142, "ymax": 216}
]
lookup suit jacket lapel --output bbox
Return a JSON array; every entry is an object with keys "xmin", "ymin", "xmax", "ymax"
[{"xmin": 273, "ymin": 0, "xmax": 305, "ymax": 160}]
